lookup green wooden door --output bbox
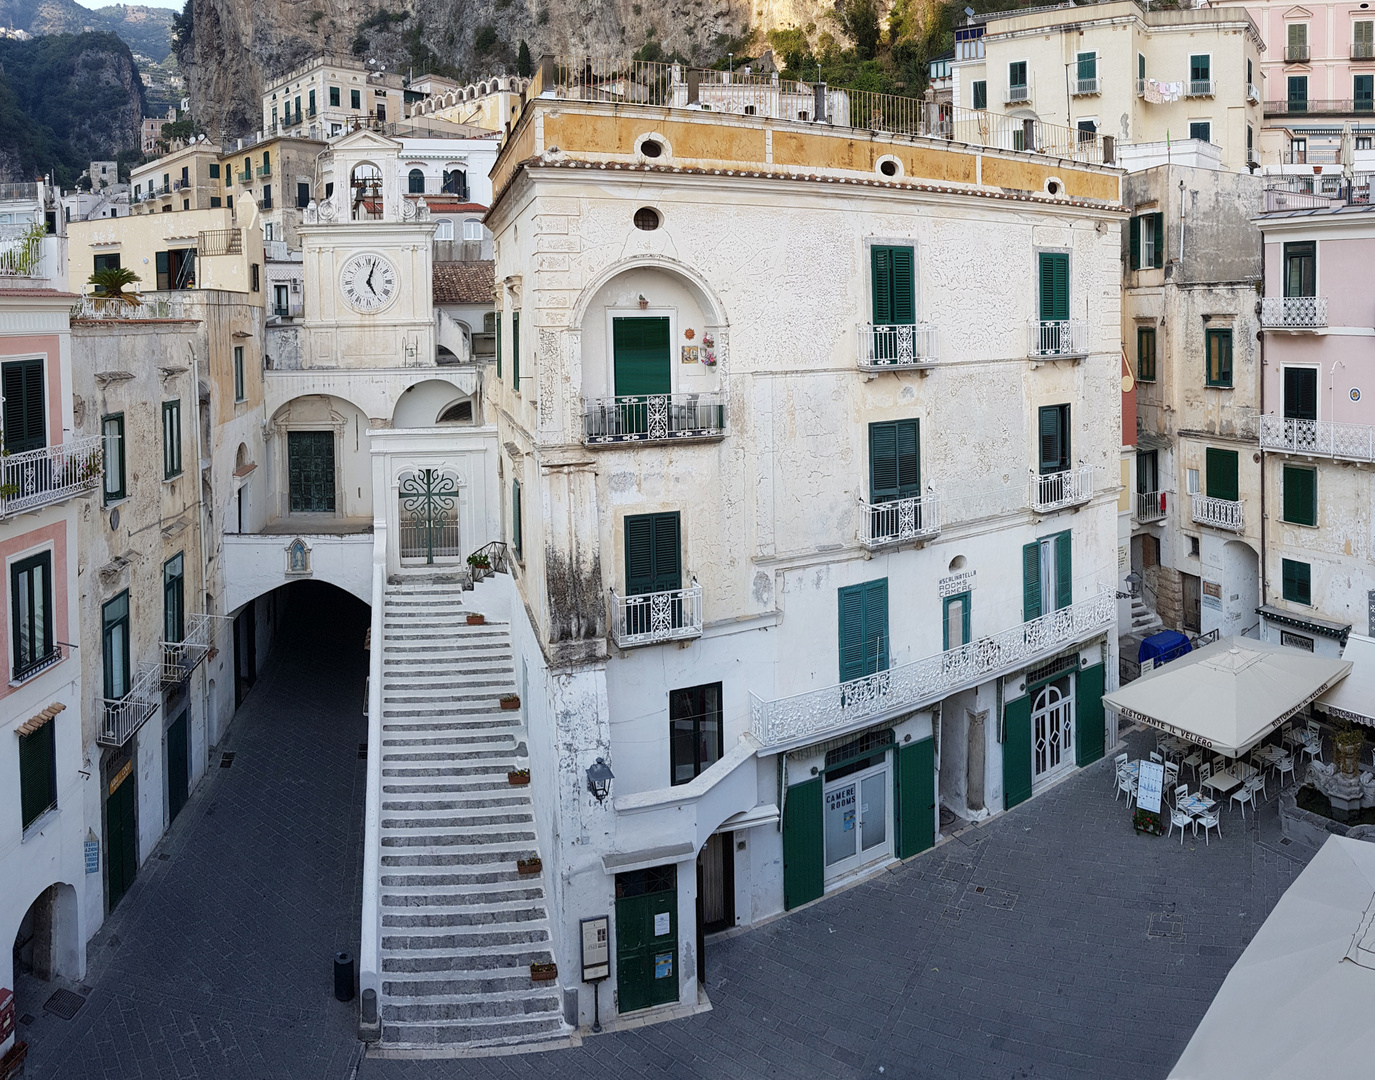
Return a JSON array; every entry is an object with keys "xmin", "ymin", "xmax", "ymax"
[
  {"xmin": 895, "ymin": 738, "xmax": 935, "ymax": 858},
  {"xmin": 106, "ymin": 765, "xmax": 137, "ymax": 911},
  {"xmin": 613, "ymin": 317, "xmax": 671, "ymax": 397},
  {"xmin": 167, "ymin": 710, "xmax": 190, "ymax": 824},
  {"xmin": 1003, "ymin": 694, "xmax": 1033, "ymax": 809},
  {"xmin": 1075, "ymin": 663, "xmax": 1106, "ymax": 767},
  {"xmin": 782, "ymin": 777, "xmax": 823, "ymax": 910},
  {"xmin": 614, "ymin": 867, "xmax": 679, "ymax": 1013},
  {"xmin": 287, "ymin": 430, "xmax": 335, "ymax": 512}
]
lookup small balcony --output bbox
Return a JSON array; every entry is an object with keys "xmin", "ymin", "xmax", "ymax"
[
  {"xmin": 0, "ymin": 434, "xmax": 103, "ymax": 518},
  {"xmin": 1259, "ymin": 415, "xmax": 1375, "ymax": 463},
  {"xmin": 1005, "ymin": 84, "xmax": 1030, "ymax": 104},
  {"xmin": 859, "ymin": 493, "xmax": 941, "ymax": 549},
  {"xmin": 610, "ymin": 583, "xmax": 703, "ymax": 648},
  {"xmin": 237, "ymin": 168, "xmax": 252, "ymax": 183},
  {"xmin": 1285, "ymin": 45, "xmax": 1310, "ymax": 63},
  {"xmin": 1260, "ymin": 296, "xmax": 1327, "ymax": 330},
  {"xmin": 1354, "ymin": 43, "xmax": 1375, "ymax": 60},
  {"xmin": 1030, "ymin": 466, "xmax": 1093, "ymax": 513},
  {"xmin": 99, "ymin": 661, "xmax": 162, "ymax": 748},
  {"xmin": 1191, "ymin": 493, "xmax": 1244, "ymax": 532},
  {"xmin": 12, "ymin": 643, "xmax": 67, "ymax": 685},
  {"xmin": 1028, "ymin": 319, "xmax": 1090, "ymax": 359},
  {"xmin": 1072, "ymin": 77, "xmax": 1101, "ymax": 96},
  {"xmin": 857, "ymin": 323, "xmax": 938, "ymax": 370},
  {"xmin": 259, "ymin": 197, "xmax": 274, "ymax": 210},
  {"xmin": 1246, "ymin": 149, "xmax": 1260, "ymax": 169},
  {"xmin": 161, "ymin": 613, "xmax": 231, "ymax": 684},
  {"xmin": 256, "ymin": 163, "xmax": 272, "ymax": 178},
  {"xmin": 583, "ymin": 393, "xmax": 725, "ymax": 446},
  {"xmin": 1187, "ymin": 80, "xmax": 1215, "ymax": 98},
  {"xmin": 1136, "ymin": 490, "xmax": 1166, "ymax": 523}
]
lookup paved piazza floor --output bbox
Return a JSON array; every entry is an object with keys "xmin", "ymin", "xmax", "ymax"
[{"xmin": 18, "ymin": 596, "xmax": 1314, "ymax": 1080}]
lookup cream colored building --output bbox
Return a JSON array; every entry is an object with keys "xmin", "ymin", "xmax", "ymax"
[
  {"xmin": 950, "ymin": 1, "xmax": 1265, "ymax": 173},
  {"xmin": 406, "ymin": 74, "xmax": 530, "ymax": 132},
  {"xmin": 263, "ymin": 54, "xmax": 406, "ymax": 140},
  {"xmin": 131, "ymin": 140, "xmax": 225, "ymax": 214}
]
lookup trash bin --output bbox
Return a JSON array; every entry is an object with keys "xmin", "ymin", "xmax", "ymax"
[{"xmin": 334, "ymin": 952, "xmax": 356, "ymax": 1003}]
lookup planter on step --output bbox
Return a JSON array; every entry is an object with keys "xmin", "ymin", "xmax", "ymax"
[
  {"xmin": 508, "ymin": 769, "xmax": 530, "ymax": 786},
  {"xmin": 517, "ymin": 857, "xmax": 542, "ymax": 876},
  {"xmin": 530, "ymin": 962, "xmax": 557, "ymax": 983},
  {"xmin": 500, "ymin": 694, "xmax": 521, "ymax": 710},
  {"xmin": 466, "ymin": 613, "xmax": 486, "ymax": 626}
]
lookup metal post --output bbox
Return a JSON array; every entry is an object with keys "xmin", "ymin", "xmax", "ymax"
[{"xmin": 591, "ymin": 979, "xmax": 602, "ymax": 1033}]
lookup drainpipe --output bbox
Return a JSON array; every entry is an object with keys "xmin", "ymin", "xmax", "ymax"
[{"xmin": 1257, "ymin": 247, "xmax": 1268, "ymax": 613}]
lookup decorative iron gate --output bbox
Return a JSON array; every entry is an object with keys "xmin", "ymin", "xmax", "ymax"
[{"xmin": 399, "ymin": 469, "xmax": 461, "ymax": 563}]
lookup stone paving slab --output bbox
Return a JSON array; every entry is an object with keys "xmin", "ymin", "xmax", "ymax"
[{"xmin": 18, "ymin": 604, "xmax": 1315, "ymax": 1080}]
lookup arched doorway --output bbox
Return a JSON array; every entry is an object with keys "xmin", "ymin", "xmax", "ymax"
[
  {"xmin": 10, "ymin": 882, "xmax": 80, "ymax": 1015},
  {"xmin": 1031, "ymin": 676, "xmax": 1075, "ymax": 787}
]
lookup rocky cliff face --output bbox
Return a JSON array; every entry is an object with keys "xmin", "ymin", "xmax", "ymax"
[{"xmin": 179, "ymin": 0, "xmax": 833, "ymax": 139}]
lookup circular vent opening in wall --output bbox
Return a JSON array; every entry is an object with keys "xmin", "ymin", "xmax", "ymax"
[{"xmin": 634, "ymin": 207, "xmax": 661, "ymax": 231}]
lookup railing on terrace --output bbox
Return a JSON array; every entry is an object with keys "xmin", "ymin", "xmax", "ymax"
[
  {"xmin": 1028, "ymin": 319, "xmax": 1089, "ymax": 358},
  {"xmin": 857, "ymin": 323, "xmax": 938, "ymax": 370},
  {"xmin": 99, "ymin": 660, "xmax": 162, "ymax": 747},
  {"xmin": 1030, "ymin": 466, "xmax": 1093, "ymax": 513},
  {"xmin": 610, "ymin": 582, "xmax": 703, "ymax": 648},
  {"xmin": 1073, "ymin": 77, "xmax": 1101, "ymax": 96},
  {"xmin": 72, "ymin": 297, "xmax": 188, "ymax": 320},
  {"xmin": 0, "ymin": 236, "xmax": 42, "ymax": 277},
  {"xmin": 161, "ymin": 613, "xmax": 231, "ymax": 684},
  {"xmin": 750, "ymin": 587, "xmax": 1116, "ymax": 747},
  {"xmin": 859, "ymin": 493, "xmax": 940, "ymax": 548},
  {"xmin": 466, "ymin": 540, "xmax": 510, "ymax": 583},
  {"xmin": 0, "ymin": 434, "xmax": 103, "ymax": 517},
  {"xmin": 257, "ymin": 164, "xmax": 272, "ymax": 177},
  {"xmin": 1191, "ymin": 493, "xmax": 1244, "ymax": 532},
  {"xmin": 1265, "ymin": 98, "xmax": 1374, "ymax": 115},
  {"xmin": 1136, "ymin": 490, "xmax": 1166, "ymax": 523},
  {"xmin": 535, "ymin": 57, "xmax": 1111, "ymax": 165},
  {"xmin": 1187, "ymin": 80, "xmax": 1215, "ymax": 97},
  {"xmin": 199, "ymin": 229, "xmax": 243, "ymax": 256},
  {"xmin": 237, "ymin": 168, "xmax": 252, "ymax": 183},
  {"xmin": 0, "ymin": 182, "xmax": 39, "ymax": 202},
  {"xmin": 1260, "ymin": 296, "xmax": 1327, "ymax": 329},
  {"xmin": 583, "ymin": 393, "xmax": 726, "ymax": 445},
  {"xmin": 1259, "ymin": 415, "xmax": 1375, "ymax": 463},
  {"xmin": 1265, "ymin": 174, "xmax": 1375, "ymax": 210}
]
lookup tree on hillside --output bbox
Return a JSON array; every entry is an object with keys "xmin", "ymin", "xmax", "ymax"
[
  {"xmin": 517, "ymin": 40, "xmax": 532, "ymax": 77},
  {"xmin": 834, "ymin": 0, "xmax": 882, "ymax": 61}
]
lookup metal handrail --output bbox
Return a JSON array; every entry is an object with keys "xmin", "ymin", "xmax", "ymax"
[
  {"xmin": 1027, "ymin": 320, "xmax": 1090, "ymax": 359},
  {"xmin": 1259, "ymin": 415, "xmax": 1375, "ymax": 463},
  {"xmin": 0, "ymin": 434, "xmax": 103, "ymax": 517},
  {"xmin": 1136, "ymin": 490, "xmax": 1166, "ymax": 523},
  {"xmin": 583, "ymin": 393, "xmax": 726, "ymax": 445},
  {"xmin": 1030, "ymin": 466, "xmax": 1093, "ymax": 512},
  {"xmin": 99, "ymin": 660, "xmax": 162, "ymax": 747},
  {"xmin": 1260, "ymin": 296, "xmax": 1327, "ymax": 329},
  {"xmin": 610, "ymin": 581, "xmax": 703, "ymax": 648},
  {"xmin": 1073, "ymin": 77, "xmax": 1101, "ymax": 96},
  {"xmin": 1187, "ymin": 80, "xmax": 1215, "ymax": 97},
  {"xmin": 466, "ymin": 540, "xmax": 510, "ymax": 582},
  {"xmin": 859, "ymin": 492, "xmax": 941, "ymax": 548},
  {"xmin": 160, "ymin": 613, "xmax": 231, "ymax": 684},
  {"xmin": 12, "ymin": 644, "xmax": 65, "ymax": 684},
  {"xmin": 1191, "ymin": 493, "xmax": 1244, "ymax": 532},
  {"xmin": 857, "ymin": 323, "xmax": 938, "ymax": 369}
]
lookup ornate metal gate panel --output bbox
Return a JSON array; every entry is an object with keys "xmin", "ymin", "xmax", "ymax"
[{"xmin": 399, "ymin": 469, "xmax": 461, "ymax": 563}]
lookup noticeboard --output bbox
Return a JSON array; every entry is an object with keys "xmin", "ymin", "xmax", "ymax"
[
  {"xmin": 580, "ymin": 915, "xmax": 609, "ymax": 982},
  {"xmin": 1136, "ymin": 760, "xmax": 1165, "ymax": 814}
]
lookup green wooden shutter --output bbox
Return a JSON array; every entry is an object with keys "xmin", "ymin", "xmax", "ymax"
[
  {"xmin": 1152, "ymin": 212, "xmax": 1165, "ymax": 268},
  {"xmin": 2, "ymin": 358, "xmax": 45, "ymax": 453},
  {"xmin": 865, "ymin": 580, "xmax": 888, "ymax": 671},
  {"xmin": 495, "ymin": 312, "xmax": 502, "ymax": 379},
  {"xmin": 1038, "ymin": 406, "xmax": 1065, "ymax": 473},
  {"xmin": 651, "ymin": 512, "xmax": 681, "ymax": 593},
  {"xmin": 1022, "ymin": 541, "xmax": 1042, "ymax": 621},
  {"xmin": 19, "ymin": 720, "xmax": 56, "ymax": 828},
  {"xmin": 512, "ymin": 310, "xmax": 521, "ymax": 391},
  {"xmin": 1129, "ymin": 216, "xmax": 1141, "ymax": 271},
  {"xmin": 612, "ymin": 317, "xmax": 671, "ymax": 397},
  {"xmin": 1038, "ymin": 253, "xmax": 1069, "ymax": 320},
  {"xmin": 896, "ymin": 420, "xmax": 919, "ymax": 496},
  {"xmin": 839, "ymin": 585, "xmax": 866, "ymax": 683},
  {"xmin": 1075, "ymin": 663, "xmax": 1106, "ymax": 766},
  {"xmin": 1283, "ymin": 465, "xmax": 1316, "ymax": 526},
  {"xmin": 870, "ymin": 246, "xmax": 915, "ymax": 326},
  {"xmin": 838, "ymin": 579, "xmax": 888, "ymax": 682},
  {"xmin": 1055, "ymin": 530, "xmax": 1073, "ymax": 610},
  {"xmin": 869, "ymin": 422, "xmax": 899, "ymax": 503},
  {"xmin": 895, "ymin": 737, "xmax": 935, "ymax": 858},
  {"xmin": 1205, "ymin": 448, "xmax": 1239, "ymax": 502},
  {"xmin": 891, "ymin": 247, "xmax": 915, "ymax": 324},
  {"xmin": 782, "ymin": 778, "xmax": 824, "ymax": 910},
  {"xmin": 625, "ymin": 515, "xmax": 654, "ymax": 594},
  {"xmin": 1003, "ymin": 695, "xmax": 1033, "ymax": 809},
  {"xmin": 871, "ymin": 246, "xmax": 892, "ymax": 324},
  {"xmin": 512, "ymin": 478, "xmax": 522, "ymax": 560}
]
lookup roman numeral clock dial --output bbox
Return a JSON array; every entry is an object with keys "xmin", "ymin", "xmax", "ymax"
[{"xmin": 339, "ymin": 253, "xmax": 398, "ymax": 313}]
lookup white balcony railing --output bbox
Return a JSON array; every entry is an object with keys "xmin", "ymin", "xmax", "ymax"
[
  {"xmin": 1005, "ymin": 84, "xmax": 1030, "ymax": 104},
  {"xmin": 72, "ymin": 297, "xmax": 188, "ymax": 320},
  {"xmin": 0, "ymin": 434, "xmax": 103, "ymax": 517},
  {"xmin": 750, "ymin": 587, "xmax": 1117, "ymax": 748},
  {"xmin": 1187, "ymin": 80, "xmax": 1215, "ymax": 98},
  {"xmin": 583, "ymin": 393, "xmax": 725, "ymax": 445},
  {"xmin": 0, "ymin": 236, "xmax": 42, "ymax": 277},
  {"xmin": 161, "ymin": 613, "xmax": 230, "ymax": 684},
  {"xmin": 1073, "ymin": 77, "xmax": 1101, "ymax": 96},
  {"xmin": 1031, "ymin": 466, "xmax": 1093, "ymax": 512},
  {"xmin": 1260, "ymin": 296, "xmax": 1327, "ymax": 329},
  {"xmin": 857, "ymin": 323, "xmax": 939, "ymax": 370},
  {"xmin": 1259, "ymin": 415, "xmax": 1375, "ymax": 463},
  {"xmin": 1028, "ymin": 320, "xmax": 1090, "ymax": 359},
  {"xmin": 611, "ymin": 583, "xmax": 704, "ymax": 648},
  {"xmin": 1136, "ymin": 490, "xmax": 1166, "ymax": 523},
  {"xmin": 859, "ymin": 493, "xmax": 940, "ymax": 548},
  {"xmin": 99, "ymin": 660, "xmax": 162, "ymax": 748},
  {"xmin": 1191, "ymin": 493, "xmax": 1244, "ymax": 532}
]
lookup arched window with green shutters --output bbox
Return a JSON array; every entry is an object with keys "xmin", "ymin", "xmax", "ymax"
[{"xmin": 870, "ymin": 246, "xmax": 915, "ymax": 325}]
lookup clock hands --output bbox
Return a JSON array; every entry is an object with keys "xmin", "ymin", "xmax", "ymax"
[{"xmin": 365, "ymin": 260, "xmax": 376, "ymax": 296}]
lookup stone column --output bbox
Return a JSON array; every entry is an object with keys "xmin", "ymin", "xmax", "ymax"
[{"xmin": 967, "ymin": 709, "xmax": 988, "ymax": 813}]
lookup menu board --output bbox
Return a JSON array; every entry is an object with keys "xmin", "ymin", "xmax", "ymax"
[
  {"xmin": 580, "ymin": 915, "xmax": 609, "ymax": 982},
  {"xmin": 1136, "ymin": 760, "xmax": 1165, "ymax": 814}
]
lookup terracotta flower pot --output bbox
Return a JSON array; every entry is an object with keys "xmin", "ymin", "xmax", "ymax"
[
  {"xmin": 500, "ymin": 694, "xmax": 520, "ymax": 710},
  {"xmin": 466, "ymin": 613, "xmax": 485, "ymax": 625},
  {"xmin": 530, "ymin": 962, "xmax": 557, "ymax": 982},
  {"xmin": 508, "ymin": 770, "xmax": 530, "ymax": 786},
  {"xmin": 518, "ymin": 857, "xmax": 542, "ymax": 876}
]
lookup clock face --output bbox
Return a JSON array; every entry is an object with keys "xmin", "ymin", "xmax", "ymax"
[{"xmin": 339, "ymin": 252, "xmax": 398, "ymax": 313}]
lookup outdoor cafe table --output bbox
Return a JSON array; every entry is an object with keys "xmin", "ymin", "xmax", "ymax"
[
  {"xmin": 1179, "ymin": 793, "xmax": 1217, "ymax": 817},
  {"xmin": 1202, "ymin": 769, "xmax": 1244, "ymax": 798},
  {"xmin": 1254, "ymin": 745, "xmax": 1288, "ymax": 768}
]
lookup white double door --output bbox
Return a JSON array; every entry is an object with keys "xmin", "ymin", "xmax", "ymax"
[
  {"xmin": 823, "ymin": 761, "xmax": 892, "ymax": 880},
  {"xmin": 1032, "ymin": 678, "xmax": 1075, "ymax": 786}
]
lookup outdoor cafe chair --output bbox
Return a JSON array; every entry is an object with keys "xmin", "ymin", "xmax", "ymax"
[
  {"xmin": 1165, "ymin": 761, "xmax": 1180, "ymax": 786},
  {"xmin": 1196, "ymin": 809, "xmax": 1222, "ymax": 845},
  {"xmin": 1182, "ymin": 747, "xmax": 1204, "ymax": 779},
  {"xmin": 1113, "ymin": 752, "xmax": 1128, "ymax": 786},
  {"xmin": 1116, "ymin": 768, "xmax": 1137, "ymax": 805},
  {"xmin": 1247, "ymin": 768, "xmax": 1267, "ymax": 799},
  {"xmin": 1199, "ymin": 762, "xmax": 1212, "ymax": 787},
  {"xmin": 1230, "ymin": 781, "xmax": 1255, "ymax": 819},
  {"xmin": 1174, "ymin": 783, "xmax": 1190, "ymax": 806},
  {"xmin": 1275, "ymin": 753, "xmax": 1296, "ymax": 786},
  {"xmin": 1302, "ymin": 732, "xmax": 1324, "ymax": 764},
  {"xmin": 1149, "ymin": 750, "xmax": 1163, "ymax": 766},
  {"xmin": 1168, "ymin": 804, "xmax": 1195, "ymax": 845}
]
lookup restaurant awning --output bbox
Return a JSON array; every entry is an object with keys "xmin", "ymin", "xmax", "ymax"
[
  {"xmin": 1169, "ymin": 835, "xmax": 1375, "ymax": 1079},
  {"xmin": 1316, "ymin": 633, "xmax": 1375, "ymax": 728},
  {"xmin": 1102, "ymin": 636, "xmax": 1351, "ymax": 757}
]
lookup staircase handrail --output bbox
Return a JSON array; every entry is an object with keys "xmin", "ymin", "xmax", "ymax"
[
  {"xmin": 466, "ymin": 540, "xmax": 510, "ymax": 581},
  {"xmin": 359, "ymin": 523, "xmax": 386, "ymax": 1034}
]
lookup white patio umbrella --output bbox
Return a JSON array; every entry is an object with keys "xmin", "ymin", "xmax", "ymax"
[
  {"xmin": 1169, "ymin": 835, "xmax": 1375, "ymax": 1079},
  {"xmin": 1341, "ymin": 121, "xmax": 1356, "ymax": 181},
  {"xmin": 1102, "ymin": 636, "xmax": 1351, "ymax": 757},
  {"xmin": 1317, "ymin": 633, "xmax": 1375, "ymax": 727}
]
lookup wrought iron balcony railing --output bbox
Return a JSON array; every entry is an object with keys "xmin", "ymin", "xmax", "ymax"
[
  {"xmin": 1187, "ymin": 79, "xmax": 1215, "ymax": 98},
  {"xmin": 610, "ymin": 582, "xmax": 703, "ymax": 648},
  {"xmin": 1260, "ymin": 296, "xmax": 1327, "ymax": 329},
  {"xmin": 859, "ymin": 493, "xmax": 940, "ymax": 548},
  {"xmin": 1191, "ymin": 493, "xmax": 1244, "ymax": 532},
  {"xmin": 161, "ymin": 613, "xmax": 230, "ymax": 685},
  {"xmin": 1028, "ymin": 319, "xmax": 1089, "ymax": 359},
  {"xmin": 583, "ymin": 393, "xmax": 725, "ymax": 445},
  {"xmin": 0, "ymin": 236, "xmax": 42, "ymax": 277},
  {"xmin": 1073, "ymin": 77, "xmax": 1101, "ymax": 96},
  {"xmin": 750, "ymin": 587, "xmax": 1117, "ymax": 748},
  {"xmin": 99, "ymin": 660, "xmax": 162, "ymax": 747},
  {"xmin": 1030, "ymin": 466, "xmax": 1093, "ymax": 513},
  {"xmin": 1355, "ymin": 43, "xmax": 1375, "ymax": 60},
  {"xmin": 1005, "ymin": 84, "xmax": 1030, "ymax": 104},
  {"xmin": 12, "ymin": 644, "xmax": 66, "ymax": 684},
  {"xmin": 0, "ymin": 434, "xmax": 103, "ymax": 517},
  {"xmin": 1136, "ymin": 490, "xmax": 1166, "ymax": 523},
  {"xmin": 72, "ymin": 297, "xmax": 187, "ymax": 320},
  {"xmin": 857, "ymin": 323, "xmax": 938, "ymax": 370},
  {"xmin": 1259, "ymin": 415, "xmax": 1375, "ymax": 463},
  {"xmin": 1285, "ymin": 45, "xmax": 1310, "ymax": 62}
]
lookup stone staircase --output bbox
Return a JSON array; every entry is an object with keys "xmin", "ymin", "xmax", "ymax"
[
  {"xmin": 377, "ymin": 574, "xmax": 565, "ymax": 1049},
  {"xmin": 1129, "ymin": 596, "xmax": 1164, "ymax": 635}
]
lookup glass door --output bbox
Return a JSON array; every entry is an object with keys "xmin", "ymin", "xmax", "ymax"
[
  {"xmin": 823, "ymin": 760, "xmax": 892, "ymax": 881},
  {"xmin": 1031, "ymin": 676, "xmax": 1075, "ymax": 787}
]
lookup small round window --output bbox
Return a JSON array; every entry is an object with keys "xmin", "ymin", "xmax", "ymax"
[
  {"xmin": 634, "ymin": 206, "xmax": 661, "ymax": 231},
  {"xmin": 879, "ymin": 159, "xmax": 898, "ymax": 177},
  {"xmin": 639, "ymin": 139, "xmax": 663, "ymax": 158}
]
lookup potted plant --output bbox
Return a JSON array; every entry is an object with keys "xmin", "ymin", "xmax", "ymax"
[
  {"xmin": 466, "ymin": 612, "xmax": 485, "ymax": 626},
  {"xmin": 530, "ymin": 961, "xmax": 557, "ymax": 982},
  {"xmin": 500, "ymin": 693, "xmax": 521, "ymax": 710},
  {"xmin": 508, "ymin": 768, "xmax": 530, "ymax": 786},
  {"xmin": 467, "ymin": 552, "xmax": 491, "ymax": 570},
  {"xmin": 1133, "ymin": 807, "xmax": 1165, "ymax": 836},
  {"xmin": 517, "ymin": 856, "xmax": 542, "ymax": 875}
]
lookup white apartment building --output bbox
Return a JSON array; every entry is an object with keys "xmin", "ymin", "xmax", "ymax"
[{"xmin": 263, "ymin": 54, "xmax": 406, "ymax": 140}]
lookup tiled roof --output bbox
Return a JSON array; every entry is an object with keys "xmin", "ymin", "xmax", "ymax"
[
  {"xmin": 427, "ymin": 201, "xmax": 488, "ymax": 214},
  {"xmin": 16, "ymin": 701, "xmax": 65, "ymax": 736},
  {"xmin": 433, "ymin": 261, "xmax": 494, "ymax": 305}
]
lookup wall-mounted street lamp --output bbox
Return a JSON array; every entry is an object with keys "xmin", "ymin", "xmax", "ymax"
[{"xmin": 586, "ymin": 758, "xmax": 614, "ymax": 803}]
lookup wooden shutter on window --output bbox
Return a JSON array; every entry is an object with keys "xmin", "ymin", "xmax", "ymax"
[
  {"xmin": 1152, "ymin": 212, "xmax": 1165, "ymax": 268},
  {"xmin": 1129, "ymin": 217, "xmax": 1141, "ymax": 271},
  {"xmin": 651, "ymin": 513, "xmax": 681, "ymax": 593},
  {"xmin": 1055, "ymin": 530, "xmax": 1073, "ymax": 610},
  {"xmin": 512, "ymin": 311, "xmax": 520, "ymax": 391},
  {"xmin": 1039, "ymin": 406, "xmax": 1066, "ymax": 472},
  {"xmin": 868, "ymin": 420, "xmax": 920, "ymax": 502},
  {"xmin": 1284, "ymin": 367, "xmax": 1318, "ymax": 420},
  {"xmin": 612, "ymin": 317, "xmax": 672, "ymax": 397},
  {"xmin": 625, "ymin": 512, "xmax": 680, "ymax": 596},
  {"xmin": 1074, "ymin": 663, "xmax": 1106, "ymax": 766},
  {"xmin": 1038, "ymin": 253, "xmax": 1069, "ymax": 321},
  {"xmin": 1022, "ymin": 541, "xmax": 1041, "ymax": 621},
  {"xmin": 1, "ymin": 358, "xmax": 44, "ymax": 453},
  {"xmin": 1206, "ymin": 448, "xmax": 1239, "ymax": 502},
  {"xmin": 19, "ymin": 720, "xmax": 56, "ymax": 828},
  {"xmin": 1283, "ymin": 466, "xmax": 1316, "ymax": 526},
  {"xmin": 781, "ymin": 778, "xmax": 823, "ymax": 909},
  {"xmin": 871, "ymin": 247, "xmax": 892, "ymax": 324},
  {"xmin": 495, "ymin": 312, "xmax": 502, "ymax": 379},
  {"xmin": 870, "ymin": 246, "xmax": 915, "ymax": 326},
  {"xmin": 512, "ymin": 478, "xmax": 522, "ymax": 559},
  {"xmin": 1003, "ymin": 694, "xmax": 1033, "ymax": 809},
  {"xmin": 890, "ymin": 247, "xmax": 914, "ymax": 324},
  {"xmin": 838, "ymin": 579, "xmax": 888, "ymax": 683}
]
